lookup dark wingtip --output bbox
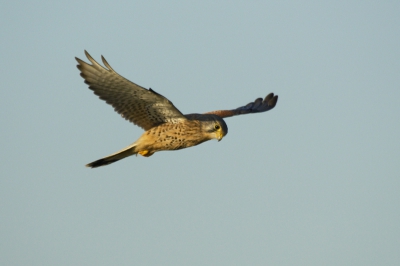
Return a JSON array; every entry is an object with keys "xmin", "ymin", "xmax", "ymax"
[
  {"xmin": 264, "ymin": 93, "xmax": 274, "ymax": 102},
  {"xmin": 269, "ymin": 95, "xmax": 278, "ymax": 107}
]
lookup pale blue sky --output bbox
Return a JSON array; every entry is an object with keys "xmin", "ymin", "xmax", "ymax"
[{"xmin": 1, "ymin": 1, "xmax": 399, "ymax": 265}]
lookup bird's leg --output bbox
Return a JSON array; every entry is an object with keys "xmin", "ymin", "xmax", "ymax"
[{"xmin": 138, "ymin": 150, "xmax": 154, "ymax": 157}]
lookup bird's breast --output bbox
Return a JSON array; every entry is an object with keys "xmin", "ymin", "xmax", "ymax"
[{"xmin": 138, "ymin": 121, "xmax": 209, "ymax": 151}]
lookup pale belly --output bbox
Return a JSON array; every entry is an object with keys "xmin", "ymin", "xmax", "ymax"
[{"xmin": 135, "ymin": 122, "xmax": 209, "ymax": 154}]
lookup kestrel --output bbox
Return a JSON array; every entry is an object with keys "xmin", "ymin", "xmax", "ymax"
[{"xmin": 76, "ymin": 51, "xmax": 278, "ymax": 168}]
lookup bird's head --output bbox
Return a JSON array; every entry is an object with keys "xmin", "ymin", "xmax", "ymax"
[{"xmin": 201, "ymin": 115, "xmax": 228, "ymax": 141}]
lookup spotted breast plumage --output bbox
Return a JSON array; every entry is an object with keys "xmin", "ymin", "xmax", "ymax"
[{"xmin": 76, "ymin": 51, "xmax": 278, "ymax": 168}]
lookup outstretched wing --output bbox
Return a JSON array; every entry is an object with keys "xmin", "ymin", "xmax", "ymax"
[
  {"xmin": 76, "ymin": 51, "xmax": 186, "ymax": 131},
  {"xmin": 186, "ymin": 93, "xmax": 278, "ymax": 119}
]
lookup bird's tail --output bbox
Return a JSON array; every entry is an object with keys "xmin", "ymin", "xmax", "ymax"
[{"xmin": 86, "ymin": 143, "xmax": 138, "ymax": 168}]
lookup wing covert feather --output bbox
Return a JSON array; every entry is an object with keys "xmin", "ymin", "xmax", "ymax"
[{"xmin": 76, "ymin": 51, "xmax": 186, "ymax": 130}]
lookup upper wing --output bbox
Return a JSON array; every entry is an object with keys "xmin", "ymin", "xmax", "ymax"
[
  {"xmin": 76, "ymin": 51, "xmax": 186, "ymax": 131},
  {"xmin": 185, "ymin": 93, "xmax": 278, "ymax": 119}
]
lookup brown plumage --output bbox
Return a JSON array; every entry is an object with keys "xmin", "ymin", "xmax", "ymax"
[{"xmin": 76, "ymin": 51, "xmax": 278, "ymax": 168}]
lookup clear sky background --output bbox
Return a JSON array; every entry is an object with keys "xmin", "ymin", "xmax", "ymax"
[{"xmin": 1, "ymin": 1, "xmax": 399, "ymax": 265}]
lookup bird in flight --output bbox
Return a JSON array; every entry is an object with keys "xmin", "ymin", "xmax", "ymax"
[{"xmin": 76, "ymin": 51, "xmax": 278, "ymax": 168}]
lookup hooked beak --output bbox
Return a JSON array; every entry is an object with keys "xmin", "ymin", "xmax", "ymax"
[{"xmin": 216, "ymin": 131, "xmax": 223, "ymax": 142}]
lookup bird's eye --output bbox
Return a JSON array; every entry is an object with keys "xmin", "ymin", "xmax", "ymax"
[{"xmin": 214, "ymin": 124, "xmax": 220, "ymax": 130}]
